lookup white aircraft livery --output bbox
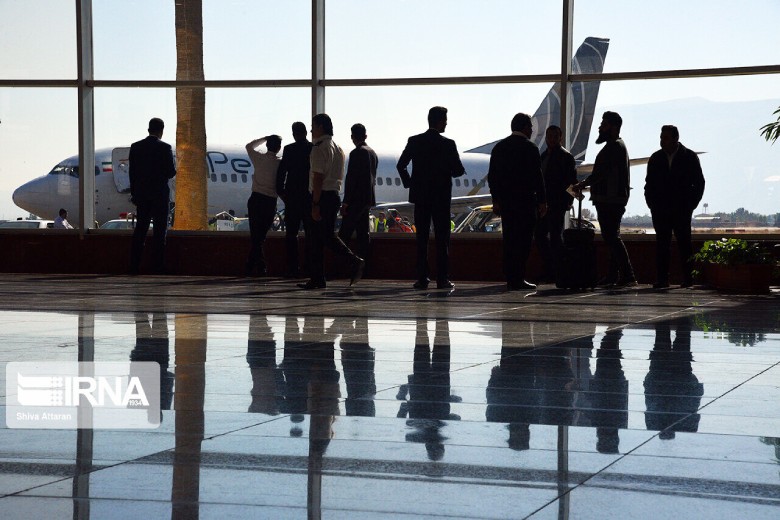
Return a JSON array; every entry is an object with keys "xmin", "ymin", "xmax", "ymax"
[{"xmin": 12, "ymin": 37, "xmax": 609, "ymax": 225}]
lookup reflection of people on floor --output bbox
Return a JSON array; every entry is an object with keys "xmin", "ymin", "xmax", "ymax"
[
  {"xmin": 486, "ymin": 328, "xmax": 580, "ymax": 449},
  {"xmin": 486, "ymin": 343, "xmax": 539, "ymax": 451},
  {"xmin": 397, "ymin": 319, "xmax": 461, "ymax": 461},
  {"xmin": 280, "ymin": 317, "xmax": 341, "ymax": 443},
  {"xmin": 588, "ymin": 329, "xmax": 628, "ymax": 454},
  {"xmin": 333, "ymin": 316, "xmax": 376, "ymax": 417},
  {"xmin": 644, "ymin": 317, "xmax": 703, "ymax": 439},
  {"xmin": 246, "ymin": 314, "xmax": 284, "ymax": 415},
  {"xmin": 130, "ymin": 312, "xmax": 173, "ymax": 424}
]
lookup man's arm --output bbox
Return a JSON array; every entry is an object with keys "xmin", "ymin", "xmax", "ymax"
[
  {"xmin": 164, "ymin": 143, "xmax": 176, "ymax": 179},
  {"xmin": 448, "ymin": 140, "xmax": 466, "ymax": 178},
  {"xmin": 396, "ymin": 138, "xmax": 413, "ymax": 188},
  {"xmin": 689, "ymin": 151, "xmax": 705, "ymax": 210}
]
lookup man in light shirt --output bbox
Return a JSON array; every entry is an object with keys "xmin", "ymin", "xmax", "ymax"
[
  {"xmin": 53, "ymin": 208, "xmax": 73, "ymax": 229},
  {"xmin": 298, "ymin": 113, "xmax": 365, "ymax": 290},
  {"xmin": 245, "ymin": 135, "xmax": 282, "ymax": 276}
]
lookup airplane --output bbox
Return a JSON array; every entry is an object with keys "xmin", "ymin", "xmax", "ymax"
[{"xmin": 12, "ymin": 37, "xmax": 609, "ymax": 226}]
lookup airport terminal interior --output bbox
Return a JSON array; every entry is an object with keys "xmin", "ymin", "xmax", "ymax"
[{"xmin": 0, "ymin": 274, "xmax": 778, "ymax": 518}]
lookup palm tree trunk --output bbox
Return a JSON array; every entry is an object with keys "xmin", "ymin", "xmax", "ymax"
[{"xmin": 174, "ymin": 0, "xmax": 207, "ymax": 230}]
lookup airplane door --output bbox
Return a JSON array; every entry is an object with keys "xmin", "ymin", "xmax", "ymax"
[{"xmin": 112, "ymin": 147, "xmax": 131, "ymax": 193}]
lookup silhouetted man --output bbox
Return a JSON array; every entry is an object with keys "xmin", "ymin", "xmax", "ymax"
[
  {"xmin": 277, "ymin": 122, "xmax": 313, "ymax": 278},
  {"xmin": 298, "ymin": 113, "xmax": 365, "ymax": 290},
  {"xmin": 129, "ymin": 117, "xmax": 176, "ymax": 275},
  {"xmin": 397, "ymin": 106, "xmax": 466, "ymax": 290},
  {"xmin": 245, "ymin": 135, "xmax": 282, "ymax": 276},
  {"xmin": 487, "ymin": 112, "xmax": 547, "ymax": 291},
  {"xmin": 645, "ymin": 125, "xmax": 705, "ymax": 288},
  {"xmin": 338, "ymin": 123, "xmax": 377, "ymax": 265},
  {"xmin": 535, "ymin": 125, "xmax": 577, "ymax": 282},
  {"xmin": 574, "ymin": 111, "xmax": 636, "ymax": 287}
]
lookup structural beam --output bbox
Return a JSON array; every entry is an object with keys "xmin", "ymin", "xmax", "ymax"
[
  {"xmin": 312, "ymin": 0, "xmax": 325, "ymax": 116},
  {"xmin": 560, "ymin": 0, "xmax": 575, "ymax": 148},
  {"xmin": 76, "ymin": 0, "xmax": 95, "ymax": 231}
]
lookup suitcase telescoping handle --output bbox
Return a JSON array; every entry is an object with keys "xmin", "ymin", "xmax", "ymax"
[{"xmin": 576, "ymin": 194, "xmax": 584, "ymax": 228}]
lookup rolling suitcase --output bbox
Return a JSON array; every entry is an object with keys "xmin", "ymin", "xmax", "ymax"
[{"xmin": 556, "ymin": 196, "xmax": 597, "ymax": 290}]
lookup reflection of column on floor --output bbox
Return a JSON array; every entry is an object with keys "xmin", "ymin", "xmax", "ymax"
[
  {"xmin": 305, "ymin": 317, "xmax": 340, "ymax": 520},
  {"xmin": 73, "ymin": 311, "xmax": 95, "ymax": 519},
  {"xmin": 172, "ymin": 314, "xmax": 207, "ymax": 519},
  {"xmin": 247, "ymin": 314, "xmax": 283, "ymax": 415}
]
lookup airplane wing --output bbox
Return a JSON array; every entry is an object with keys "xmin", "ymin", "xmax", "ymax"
[
  {"xmin": 576, "ymin": 157, "xmax": 651, "ymax": 176},
  {"xmin": 576, "ymin": 152, "xmax": 705, "ymax": 179}
]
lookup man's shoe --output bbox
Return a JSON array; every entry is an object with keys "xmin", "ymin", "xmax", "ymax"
[
  {"xmin": 652, "ymin": 281, "xmax": 670, "ymax": 289},
  {"xmin": 413, "ymin": 279, "xmax": 430, "ymax": 290},
  {"xmin": 350, "ymin": 257, "xmax": 365, "ymax": 286},
  {"xmin": 597, "ymin": 276, "xmax": 619, "ymax": 287},
  {"xmin": 680, "ymin": 279, "xmax": 694, "ymax": 288},
  {"xmin": 507, "ymin": 280, "xmax": 537, "ymax": 291},
  {"xmin": 297, "ymin": 280, "xmax": 326, "ymax": 290},
  {"xmin": 284, "ymin": 269, "xmax": 300, "ymax": 279},
  {"xmin": 615, "ymin": 277, "xmax": 638, "ymax": 288},
  {"xmin": 436, "ymin": 280, "xmax": 455, "ymax": 290}
]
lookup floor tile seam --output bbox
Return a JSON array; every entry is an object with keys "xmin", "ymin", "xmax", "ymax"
[
  {"xmin": 694, "ymin": 358, "xmax": 780, "ymax": 415},
  {"xmin": 619, "ymin": 451, "xmax": 780, "ymax": 466},
  {"xmin": 563, "ymin": 481, "xmax": 780, "ymax": 506}
]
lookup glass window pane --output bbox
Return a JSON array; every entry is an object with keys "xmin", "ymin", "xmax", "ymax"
[
  {"xmin": 582, "ymin": 75, "xmax": 780, "ymax": 225},
  {"xmin": 93, "ymin": 1, "xmax": 176, "ymax": 80},
  {"xmin": 1, "ymin": 88, "xmax": 77, "ymax": 220},
  {"xmin": 326, "ymin": 0, "xmax": 562, "ymax": 78},
  {"xmin": 575, "ymin": 0, "xmax": 780, "ymax": 71},
  {"xmin": 0, "ymin": 1, "xmax": 76, "ymax": 79},
  {"xmin": 202, "ymin": 0, "xmax": 310, "ymax": 80}
]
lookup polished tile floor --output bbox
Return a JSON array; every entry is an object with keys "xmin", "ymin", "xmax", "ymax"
[{"xmin": 0, "ymin": 274, "xmax": 778, "ymax": 519}]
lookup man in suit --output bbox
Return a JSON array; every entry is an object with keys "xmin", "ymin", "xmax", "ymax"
[
  {"xmin": 574, "ymin": 111, "xmax": 636, "ymax": 287},
  {"xmin": 535, "ymin": 125, "xmax": 577, "ymax": 283},
  {"xmin": 129, "ymin": 117, "xmax": 176, "ymax": 274},
  {"xmin": 339, "ymin": 123, "xmax": 377, "ymax": 265},
  {"xmin": 276, "ymin": 122, "xmax": 313, "ymax": 278},
  {"xmin": 645, "ymin": 125, "xmax": 705, "ymax": 288},
  {"xmin": 488, "ymin": 112, "xmax": 547, "ymax": 291},
  {"xmin": 297, "ymin": 113, "xmax": 365, "ymax": 290},
  {"xmin": 397, "ymin": 106, "xmax": 465, "ymax": 290}
]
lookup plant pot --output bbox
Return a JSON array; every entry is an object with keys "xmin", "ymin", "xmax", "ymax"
[{"xmin": 704, "ymin": 263, "xmax": 772, "ymax": 294}]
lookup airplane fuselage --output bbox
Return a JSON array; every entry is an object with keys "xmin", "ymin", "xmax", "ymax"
[{"xmin": 12, "ymin": 146, "xmax": 491, "ymax": 225}]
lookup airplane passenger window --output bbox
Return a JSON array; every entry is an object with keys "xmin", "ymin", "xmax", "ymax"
[
  {"xmin": 473, "ymin": 179, "xmax": 478, "ymax": 187},
  {"xmin": 231, "ymin": 174, "xmax": 237, "ymax": 183},
  {"xmin": 395, "ymin": 178, "xmax": 400, "ymax": 186},
  {"xmin": 377, "ymin": 177, "xmax": 383, "ymax": 186},
  {"xmin": 241, "ymin": 174, "xmax": 247, "ymax": 183},
  {"xmin": 211, "ymin": 174, "xmax": 217, "ymax": 182},
  {"xmin": 386, "ymin": 177, "xmax": 391, "ymax": 185},
  {"xmin": 221, "ymin": 174, "xmax": 227, "ymax": 182},
  {"xmin": 455, "ymin": 179, "xmax": 461, "ymax": 187}
]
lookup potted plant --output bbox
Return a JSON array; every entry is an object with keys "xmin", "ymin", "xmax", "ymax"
[{"xmin": 692, "ymin": 238, "xmax": 775, "ymax": 294}]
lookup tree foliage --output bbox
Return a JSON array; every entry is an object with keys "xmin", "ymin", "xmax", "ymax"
[{"xmin": 759, "ymin": 106, "xmax": 780, "ymax": 144}]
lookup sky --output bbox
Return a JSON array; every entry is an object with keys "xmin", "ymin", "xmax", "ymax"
[{"xmin": 1, "ymin": 0, "xmax": 779, "ymax": 219}]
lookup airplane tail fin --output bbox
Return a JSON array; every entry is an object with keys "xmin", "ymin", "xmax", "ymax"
[{"xmin": 465, "ymin": 36, "xmax": 609, "ymax": 163}]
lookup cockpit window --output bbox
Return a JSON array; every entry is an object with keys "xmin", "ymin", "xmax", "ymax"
[{"xmin": 48, "ymin": 165, "xmax": 101, "ymax": 177}]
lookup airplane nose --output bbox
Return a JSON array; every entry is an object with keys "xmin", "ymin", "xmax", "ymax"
[{"xmin": 12, "ymin": 178, "xmax": 48, "ymax": 215}]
